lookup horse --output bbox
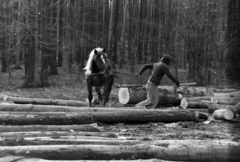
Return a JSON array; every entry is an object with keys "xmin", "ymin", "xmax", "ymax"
[{"xmin": 83, "ymin": 47, "xmax": 116, "ymax": 107}]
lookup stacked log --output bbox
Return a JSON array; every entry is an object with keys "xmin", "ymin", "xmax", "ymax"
[
  {"xmin": 0, "ymin": 94, "xmax": 88, "ymax": 106},
  {"xmin": 118, "ymin": 85, "xmax": 214, "ymax": 106},
  {"xmin": 0, "ymin": 92, "xmax": 239, "ymax": 161},
  {"xmin": 213, "ymin": 109, "xmax": 235, "ymax": 121},
  {"xmin": 0, "ymin": 109, "xmax": 199, "ymax": 124}
]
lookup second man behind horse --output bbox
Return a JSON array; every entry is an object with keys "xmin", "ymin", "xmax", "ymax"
[{"xmin": 135, "ymin": 54, "xmax": 180, "ymax": 109}]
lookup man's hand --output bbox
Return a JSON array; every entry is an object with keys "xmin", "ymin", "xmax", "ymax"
[{"xmin": 176, "ymin": 82, "xmax": 180, "ymax": 87}]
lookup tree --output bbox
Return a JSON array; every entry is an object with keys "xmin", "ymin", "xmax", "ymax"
[{"xmin": 226, "ymin": 0, "xmax": 240, "ymax": 83}]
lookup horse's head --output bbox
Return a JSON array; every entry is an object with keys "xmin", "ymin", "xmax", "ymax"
[
  {"xmin": 93, "ymin": 48, "xmax": 113, "ymax": 77},
  {"xmin": 84, "ymin": 47, "xmax": 115, "ymax": 77}
]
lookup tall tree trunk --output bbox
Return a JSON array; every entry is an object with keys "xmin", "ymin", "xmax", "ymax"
[
  {"xmin": 108, "ymin": 0, "xmax": 114, "ymax": 60},
  {"xmin": 119, "ymin": 0, "xmax": 127, "ymax": 69},
  {"xmin": 40, "ymin": 0, "xmax": 50, "ymax": 86},
  {"xmin": 34, "ymin": 0, "xmax": 41, "ymax": 86},
  {"xmin": 128, "ymin": 0, "xmax": 134, "ymax": 73},
  {"xmin": 23, "ymin": 0, "xmax": 36, "ymax": 88},
  {"xmin": 49, "ymin": 0, "xmax": 58, "ymax": 75}
]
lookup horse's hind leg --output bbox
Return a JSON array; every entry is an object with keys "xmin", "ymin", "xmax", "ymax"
[
  {"xmin": 95, "ymin": 87, "xmax": 103, "ymax": 107},
  {"xmin": 87, "ymin": 84, "xmax": 93, "ymax": 107}
]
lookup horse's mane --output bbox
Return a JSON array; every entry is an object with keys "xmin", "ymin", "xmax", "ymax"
[{"xmin": 83, "ymin": 47, "xmax": 104, "ymax": 75}]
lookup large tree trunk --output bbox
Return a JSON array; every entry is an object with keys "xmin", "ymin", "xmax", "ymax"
[
  {"xmin": 118, "ymin": 87, "xmax": 181, "ymax": 105},
  {"xmin": 118, "ymin": 85, "xmax": 214, "ymax": 105},
  {"xmin": 0, "ymin": 140, "xmax": 239, "ymax": 161},
  {"xmin": 0, "ymin": 109, "xmax": 199, "ymax": 124}
]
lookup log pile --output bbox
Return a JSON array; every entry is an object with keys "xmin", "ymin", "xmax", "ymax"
[
  {"xmin": 117, "ymin": 85, "xmax": 214, "ymax": 106},
  {"xmin": 0, "ymin": 90, "xmax": 240, "ymax": 161},
  {"xmin": 117, "ymin": 85, "xmax": 240, "ymax": 121}
]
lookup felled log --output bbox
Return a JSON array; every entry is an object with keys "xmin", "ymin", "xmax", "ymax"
[
  {"xmin": 0, "ymin": 113, "xmax": 94, "ymax": 125},
  {"xmin": 0, "ymin": 156, "xmax": 172, "ymax": 162},
  {"xmin": 0, "ymin": 131, "xmax": 117, "ymax": 138},
  {"xmin": 0, "ymin": 124, "xmax": 100, "ymax": 132},
  {"xmin": 0, "ymin": 94, "xmax": 87, "ymax": 106},
  {"xmin": 206, "ymin": 103, "xmax": 237, "ymax": 114},
  {"xmin": 0, "ymin": 140, "xmax": 239, "ymax": 161},
  {"xmin": 0, "ymin": 136, "xmax": 140, "ymax": 146},
  {"xmin": 0, "ymin": 109, "xmax": 199, "ymax": 124},
  {"xmin": 0, "ymin": 103, "xmax": 141, "ymax": 112},
  {"xmin": 213, "ymin": 109, "xmax": 234, "ymax": 121},
  {"xmin": 213, "ymin": 88, "xmax": 239, "ymax": 93},
  {"xmin": 91, "ymin": 110, "xmax": 199, "ymax": 123},
  {"xmin": 186, "ymin": 96, "xmax": 240, "ymax": 103},
  {"xmin": 186, "ymin": 101, "xmax": 208, "ymax": 108},
  {"xmin": 118, "ymin": 87, "xmax": 180, "ymax": 105},
  {"xmin": 214, "ymin": 91, "xmax": 240, "ymax": 98}
]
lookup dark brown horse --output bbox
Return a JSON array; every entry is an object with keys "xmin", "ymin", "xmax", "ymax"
[{"xmin": 83, "ymin": 47, "xmax": 116, "ymax": 107}]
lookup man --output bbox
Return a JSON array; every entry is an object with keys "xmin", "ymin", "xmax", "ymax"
[{"xmin": 135, "ymin": 54, "xmax": 180, "ymax": 109}]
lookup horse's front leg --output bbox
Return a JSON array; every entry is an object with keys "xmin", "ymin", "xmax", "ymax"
[
  {"xmin": 95, "ymin": 87, "xmax": 103, "ymax": 107},
  {"xmin": 103, "ymin": 78, "xmax": 114, "ymax": 107},
  {"xmin": 87, "ymin": 84, "xmax": 93, "ymax": 107},
  {"xmin": 102, "ymin": 86, "xmax": 110, "ymax": 107}
]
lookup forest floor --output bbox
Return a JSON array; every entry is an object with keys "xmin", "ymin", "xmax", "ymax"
[{"xmin": 0, "ymin": 64, "xmax": 240, "ymax": 160}]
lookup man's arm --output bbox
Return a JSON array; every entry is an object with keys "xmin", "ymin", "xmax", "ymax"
[
  {"xmin": 162, "ymin": 66, "xmax": 180, "ymax": 86},
  {"xmin": 137, "ymin": 64, "xmax": 153, "ymax": 75}
]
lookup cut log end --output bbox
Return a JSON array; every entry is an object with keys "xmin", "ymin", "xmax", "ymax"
[
  {"xmin": 118, "ymin": 88, "xmax": 130, "ymax": 105},
  {"xmin": 223, "ymin": 111, "xmax": 234, "ymax": 120},
  {"xmin": 213, "ymin": 109, "xmax": 234, "ymax": 121}
]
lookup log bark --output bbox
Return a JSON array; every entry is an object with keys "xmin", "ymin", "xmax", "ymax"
[
  {"xmin": 213, "ymin": 109, "xmax": 234, "ymax": 120},
  {"xmin": 186, "ymin": 102, "xmax": 208, "ymax": 108},
  {"xmin": 0, "ymin": 136, "xmax": 140, "ymax": 146},
  {"xmin": 0, "ymin": 103, "xmax": 148, "ymax": 112},
  {"xmin": 0, "ymin": 124, "xmax": 100, "ymax": 132},
  {"xmin": 118, "ymin": 87, "xmax": 180, "ymax": 105},
  {"xmin": 0, "ymin": 140, "xmax": 239, "ymax": 161},
  {"xmin": 186, "ymin": 96, "xmax": 240, "ymax": 103},
  {"xmin": 91, "ymin": 110, "xmax": 199, "ymax": 123},
  {"xmin": 213, "ymin": 88, "xmax": 239, "ymax": 93},
  {"xmin": 0, "ymin": 113, "xmax": 93, "ymax": 125},
  {"xmin": 207, "ymin": 103, "xmax": 237, "ymax": 114},
  {"xmin": 0, "ymin": 94, "xmax": 87, "ymax": 106},
  {"xmin": 0, "ymin": 131, "xmax": 117, "ymax": 138},
  {"xmin": 0, "ymin": 156, "xmax": 172, "ymax": 162},
  {"xmin": 0, "ymin": 109, "xmax": 199, "ymax": 124}
]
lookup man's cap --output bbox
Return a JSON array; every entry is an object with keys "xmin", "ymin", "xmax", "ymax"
[{"xmin": 162, "ymin": 54, "xmax": 171, "ymax": 62}]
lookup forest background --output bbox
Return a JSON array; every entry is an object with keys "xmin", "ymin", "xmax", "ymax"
[{"xmin": 0, "ymin": 0, "xmax": 240, "ymax": 90}]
